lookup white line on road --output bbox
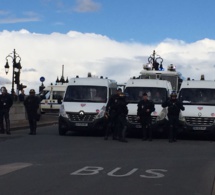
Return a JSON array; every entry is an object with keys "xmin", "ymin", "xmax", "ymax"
[{"xmin": 0, "ymin": 162, "xmax": 32, "ymax": 176}]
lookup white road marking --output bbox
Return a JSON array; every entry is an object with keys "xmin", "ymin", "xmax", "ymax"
[
  {"xmin": 71, "ymin": 166, "xmax": 167, "ymax": 178},
  {"xmin": 0, "ymin": 162, "xmax": 32, "ymax": 176},
  {"xmin": 107, "ymin": 167, "xmax": 138, "ymax": 177}
]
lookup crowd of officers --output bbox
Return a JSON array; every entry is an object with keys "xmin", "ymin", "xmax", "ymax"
[
  {"xmin": 0, "ymin": 86, "xmax": 185, "ymax": 141},
  {"xmin": 104, "ymin": 88, "xmax": 185, "ymax": 143},
  {"xmin": 0, "ymin": 87, "xmax": 40, "ymax": 135}
]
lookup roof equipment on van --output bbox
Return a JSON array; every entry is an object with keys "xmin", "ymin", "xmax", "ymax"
[
  {"xmin": 200, "ymin": 74, "xmax": 205, "ymax": 80},
  {"xmin": 139, "ymin": 50, "xmax": 183, "ymax": 92},
  {"xmin": 143, "ymin": 63, "xmax": 152, "ymax": 70},
  {"xmin": 88, "ymin": 72, "xmax": 92, "ymax": 77},
  {"xmin": 167, "ymin": 64, "xmax": 176, "ymax": 71},
  {"xmin": 147, "ymin": 50, "xmax": 163, "ymax": 71}
]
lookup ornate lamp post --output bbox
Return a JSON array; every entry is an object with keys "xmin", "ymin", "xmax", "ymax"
[
  {"xmin": 4, "ymin": 49, "xmax": 22, "ymax": 95},
  {"xmin": 56, "ymin": 65, "xmax": 69, "ymax": 84}
]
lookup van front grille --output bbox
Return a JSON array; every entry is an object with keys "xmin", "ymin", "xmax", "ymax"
[
  {"xmin": 67, "ymin": 112, "xmax": 97, "ymax": 122},
  {"xmin": 185, "ymin": 117, "xmax": 214, "ymax": 126}
]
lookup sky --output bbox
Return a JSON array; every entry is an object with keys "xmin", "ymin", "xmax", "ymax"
[{"xmin": 0, "ymin": 0, "xmax": 215, "ymax": 93}]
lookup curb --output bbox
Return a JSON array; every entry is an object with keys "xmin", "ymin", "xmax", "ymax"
[{"xmin": 10, "ymin": 121, "xmax": 58, "ymax": 131}]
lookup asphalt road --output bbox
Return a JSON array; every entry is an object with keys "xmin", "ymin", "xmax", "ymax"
[{"xmin": 0, "ymin": 125, "xmax": 214, "ymax": 195}]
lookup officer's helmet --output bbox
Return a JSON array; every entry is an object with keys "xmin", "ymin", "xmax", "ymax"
[
  {"xmin": 1, "ymin": 87, "xmax": 7, "ymax": 93},
  {"xmin": 29, "ymin": 89, "xmax": 35, "ymax": 94},
  {"xmin": 170, "ymin": 91, "xmax": 177, "ymax": 98}
]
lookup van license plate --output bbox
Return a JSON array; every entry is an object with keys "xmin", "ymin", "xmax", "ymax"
[
  {"xmin": 75, "ymin": 123, "xmax": 88, "ymax": 127},
  {"xmin": 135, "ymin": 125, "xmax": 142, "ymax": 128},
  {"xmin": 193, "ymin": 127, "xmax": 206, "ymax": 130}
]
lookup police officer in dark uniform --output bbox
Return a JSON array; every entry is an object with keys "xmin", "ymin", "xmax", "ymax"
[
  {"xmin": 0, "ymin": 87, "xmax": 13, "ymax": 134},
  {"xmin": 137, "ymin": 92, "xmax": 155, "ymax": 141},
  {"xmin": 115, "ymin": 92, "xmax": 128, "ymax": 142},
  {"xmin": 24, "ymin": 89, "xmax": 40, "ymax": 135},
  {"xmin": 104, "ymin": 88, "xmax": 122, "ymax": 140},
  {"xmin": 162, "ymin": 91, "xmax": 185, "ymax": 142}
]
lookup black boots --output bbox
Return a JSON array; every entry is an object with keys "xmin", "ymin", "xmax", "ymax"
[
  {"xmin": 142, "ymin": 127, "xmax": 152, "ymax": 141},
  {"xmin": 6, "ymin": 120, "xmax": 10, "ymax": 135},
  {"xmin": 118, "ymin": 127, "xmax": 128, "ymax": 143}
]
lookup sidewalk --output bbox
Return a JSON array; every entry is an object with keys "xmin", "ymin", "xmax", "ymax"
[{"xmin": 10, "ymin": 113, "xmax": 58, "ymax": 131}]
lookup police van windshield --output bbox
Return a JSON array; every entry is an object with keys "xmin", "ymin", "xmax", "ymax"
[
  {"xmin": 179, "ymin": 88, "xmax": 215, "ymax": 105},
  {"xmin": 40, "ymin": 90, "xmax": 50, "ymax": 100},
  {"xmin": 125, "ymin": 87, "xmax": 167, "ymax": 103},
  {"xmin": 64, "ymin": 86, "xmax": 107, "ymax": 103},
  {"xmin": 40, "ymin": 90, "xmax": 64, "ymax": 100}
]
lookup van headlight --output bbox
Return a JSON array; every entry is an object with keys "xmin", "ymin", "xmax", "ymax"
[
  {"xmin": 59, "ymin": 104, "xmax": 69, "ymax": 118},
  {"xmin": 179, "ymin": 111, "xmax": 185, "ymax": 122},
  {"xmin": 95, "ymin": 106, "xmax": 106, "ymax": 120},
  {"xmin": 156, "ymin": 108, "xmax": 167, "ymax": 122}
]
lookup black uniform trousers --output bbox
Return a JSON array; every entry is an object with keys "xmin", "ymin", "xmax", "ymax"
[
  {"xmin": 116, "ymin": 114, "xmax": 127, "ymax": 141},
  {"xmin": 0, "ymin": 109, "xmax": 10, "ymax": 134},
  {"xmin": 140, "ymin": 116, "xmax": 152, "ymax": 140},
  {"xmin": 105, "ymin": 111, "xmax": 118, "ymax": 139},
  {"xmin": 27, "ymin": 111, "xmax": 37, "ymax": 134},
  {"xmin": 168, "ymin": 115, "xmax": 179, "ymax": 142}
]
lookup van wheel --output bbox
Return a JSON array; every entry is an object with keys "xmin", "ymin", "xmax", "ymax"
[
  {"xmin": 211, "ymin": 129, "xmax": 215, "ymax": 141},
  {"xmin": 59, "ymin": 123, "xmax": 67, "ymax": 135}
]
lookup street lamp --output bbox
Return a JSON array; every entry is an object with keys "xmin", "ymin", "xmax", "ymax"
[
  {"xmin": 56, "ymin": 65, "xmax": 69, "ymax": 84},
  {"xmin": 4, "ymin": 49, "xmax": 22, "ymax": 95}
]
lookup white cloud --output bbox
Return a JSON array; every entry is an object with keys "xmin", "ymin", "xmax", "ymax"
[
  {"xmin": 74, "ymin": 0, "xmax": 101, "ymax": 12},
  {"xmin": 0, "ymin": 11, "xmax": 40, "ymax": 24},
  {"xmin": 0, "ymin": 29, "xmax": 215, "ymax": 94},
  {"xmin": 0, "ymin": 17, "xmax": 40, "ymax": 24}
]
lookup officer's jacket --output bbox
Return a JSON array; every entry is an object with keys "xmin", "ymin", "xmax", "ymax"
[
  {"xmin": 106, "ymin": 94, "xmax": 119, "ymax": 113},
  {"xmin": 162, "ymin": 99, "xmax": 185, "ymax": 117},
  {"xmin": 115, "ymin": 97, "xmax": 128, "ymax": 116},
  {"xmin": 24, "ymin": 95, "xmax": 40, "ymax": 113},
  {"xmin": 137, "ymin": 99, "xmax": 155, "ymax": 117},
  {"xmin": 0, "ymin": 93, "xmax": 13, "ymax": 110}
]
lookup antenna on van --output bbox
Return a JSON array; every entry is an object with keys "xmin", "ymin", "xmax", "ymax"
[
  {"xmin": 200, "ymin": 74, "xmax": 205, "ymax": 80},
  {"xmin": 88, "ymin": 72, "xmax": 92, "ymax": 77}
]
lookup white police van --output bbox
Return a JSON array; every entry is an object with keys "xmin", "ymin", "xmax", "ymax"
[
  {"xmin": 58, "ymin": 75, "xmax": 117, "ymax": 135},
  {"xmin": 178, "ymin": 76, "xmax": 215, "ymax": 136},
  {"xmin": 40, "ymin": 83, "xmax": 68, "ymax": 113},
  {"xmin": 124, "ymin": 78, "xmax": 172, "ymax": 130}
]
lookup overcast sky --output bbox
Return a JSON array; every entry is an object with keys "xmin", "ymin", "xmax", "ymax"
[{"xmin": 1, "ymin": 0, "xmax": 215, "ymax": 93}]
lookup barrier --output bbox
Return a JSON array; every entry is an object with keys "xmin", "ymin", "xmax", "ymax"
[{"xmin": 9, "ymin": 102, "xmax": 27, "ymax": 125}]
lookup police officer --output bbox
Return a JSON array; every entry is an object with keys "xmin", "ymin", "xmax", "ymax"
[
  {"xmin": 18, "ymin": 89, "xmax": 26, "ymax": 102},
  {"xmin": 0, "ymin": 87, "xmax": 13, "ymax": 134},
  {"xmin": 137, "ymin": 92, "xmax": 155, "ymax": 141},
  {"xmin": 104, "ymin": 88, "xmax": 122, "ymax": 140},
  {"xmin": 24, "ymin": 89, "xmax": 40, "ymax": 135},
  {"xmin": 115, "ymin": 92, "xmax": 128, "ymax": 142},
  {"xmin": 162, "ymin": 91, "xmax": 185, "ymax": 142}
]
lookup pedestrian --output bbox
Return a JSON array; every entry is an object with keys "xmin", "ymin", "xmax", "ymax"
[
  {"xmin": 12, "ymin": 91, "xmax": 18, "ymax": 102},
  {"xmin": 137, "ymin": 92, "xmax": 155, "ymax": 141},
  {"xmin": 104, "ymin": 88, "xmax": 122, "ymax": 140},
  {"xmin": 19, "ymin": 89, "xmax": 26, "ymax": 102},
  {"xmin": 0, "ymin": 87, "xmax": 13, "ymax": 134},
  {"xmin": 115, "ymin": 92, "xmax": 129, "ymax": 142},
  {"xmin": 24, "ymin": 89, "xmax": 41, "ymax": 135},
  {"xmin": 162, "ymin": 91, "xmax": 185, "ymax": 142}
]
